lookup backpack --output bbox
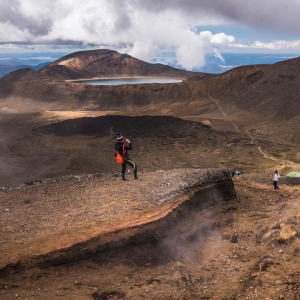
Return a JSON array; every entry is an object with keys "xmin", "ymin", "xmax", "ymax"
[{"xmin": 115, "ymin": 145, "xmax": 125, "ymax": 164}]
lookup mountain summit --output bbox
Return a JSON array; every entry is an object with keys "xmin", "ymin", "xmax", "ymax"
[
  {"xmin": 40, "ymin": 49, "xmax": 199, "ymax": 80},
  {"xmin": 1, "ymin": 49, "xmax": 300, "ymax": 127}
]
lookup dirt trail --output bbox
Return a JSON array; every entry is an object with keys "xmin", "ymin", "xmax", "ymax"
[{"xmin": 206, "ymin": 92, "xmax": 300, "ymax": 174}]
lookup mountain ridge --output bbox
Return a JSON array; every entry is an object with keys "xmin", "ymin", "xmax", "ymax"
[
  {"xmin": 0, "ymin": 49, "xmax": 300, "ymax": 184},
  {"xmin": 1, "ymin": 49, "xmax": 299, "ymax": 123},
  {"xmin": 40, "ymin": 48, "xmax": 201, "ymax": 80},
  {"xmin": 1, "ymin": 49, "xmax": 300, "ymax": 300}
]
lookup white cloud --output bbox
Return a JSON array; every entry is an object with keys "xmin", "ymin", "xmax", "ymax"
[
  {"xmin": 251, "ymin": 40, "xmax": 300, "ymax": 50},
  {"xmin": 213, "ymin": 49, "xmax": 225, "ymax": 62},
  {"xmin": 228, "ymin": 40, "xmax": 300, "ymax": 53},
  {"xmin": 199, "ymin": 31, "xmax": 235, "ymax": 49},
  {"xmin": 1, "ymin": 0, "xmax": 300, "ymax": 69},
  {"xmin": 210, "ymin": 33, "xmax": 235, "ymax": 45},
  {"xmin": 176, "ymin": 42, "xmax": 205, "ymax": 70},
  {"xmin": 0, "ymin": 21, "xmax": 32, "ymax": 41},
  {"xmin": 124, "ymin": 10, "xmax": 208, "ymax": 69},
  {"xmin": 128, "ymin": 41, "xmax": 159, "ymax": 62}
]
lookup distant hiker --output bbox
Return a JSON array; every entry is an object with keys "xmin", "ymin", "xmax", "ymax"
[
  {"xmin": 115, "ymin": 133, "xmax": 138, "ymax": 181},
  {"xmin": 231, "ymin": 171, "xmax": 235, "ymax": 178},
  {"xmin": 235, "ymin": 170, "xmax": 241, "ymax": 179},
  {"xmin": 273, "ymin": 170, "xmax": 280, "ymax": 190},
  {"xmin": 230, "ymin": 230, "xmax": 238, "ymax": 243}
]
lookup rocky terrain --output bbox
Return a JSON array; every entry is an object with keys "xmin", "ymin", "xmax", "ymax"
[
  {"xmin": 1, "ymin": 170, "xmax": 300, "ymax": 300},
  {"xmin": 0, "ymin": 168, "xmax": 233, "ymax": 268},
  {"xmin": 1, "ymin": 49, "xmax": 300, "ymax": 299}
]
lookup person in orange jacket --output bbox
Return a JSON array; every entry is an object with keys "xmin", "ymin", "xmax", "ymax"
[{"xmin": 115, "ymin": 133, "xmax": 138, "ymax": 181}]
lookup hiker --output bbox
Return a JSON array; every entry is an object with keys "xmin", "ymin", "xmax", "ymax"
[
  {"xmin": 273, "ymin": 170, "xmax": 280, "ymax": 190},
  {"xmin": 115, "ymin": 133, "xmax": 138, "ymax": 181},
  {"xmin": 235, "ymin": 170, "xmax": 241, "ymax": 179}
]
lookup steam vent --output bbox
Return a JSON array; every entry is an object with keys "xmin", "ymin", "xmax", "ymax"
[{"xmin": 0, "ymin": 168, "xmax": 235, "ymax": 271}]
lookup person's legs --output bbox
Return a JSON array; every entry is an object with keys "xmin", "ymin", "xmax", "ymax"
[
  {"xmin": 121, "ymin": 162, "xmax": 127, "ymax": 180},
  {"xmin": 126, "ymin": 160, "xmax": 138, "ymax": 179}
]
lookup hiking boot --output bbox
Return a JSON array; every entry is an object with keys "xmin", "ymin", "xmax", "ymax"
[
  {"xmin": 134, "ymin": 177, "xmax": 140, "ymax": 180},
  {"xmin": 122, "ymin": 178, "xmax": 126, "ymax": 182}
]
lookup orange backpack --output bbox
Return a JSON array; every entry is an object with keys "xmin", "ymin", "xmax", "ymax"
[{"xmin": 115, "ymin": 145, "xmax": 125, "ymax": 164}]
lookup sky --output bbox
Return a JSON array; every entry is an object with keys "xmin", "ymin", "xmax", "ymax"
[{"xmin": 0, "ymin": 0, "xmax": 300, "ymax": 70}]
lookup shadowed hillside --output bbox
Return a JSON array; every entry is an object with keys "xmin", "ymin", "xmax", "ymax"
[
  {"xmin": 0, "ymin": 50, "xmax": 299, "ymax": 126},
  {"xmin": 0, "ymin": 49, "xmax": 300, "ymax": 185},
  {"xmin": 0, "ymin": 114, "xmax": 241, "ymax": 185},
  {"xmin": 197, "ymin": 57, "xmax": 300, "ymax": 120}
]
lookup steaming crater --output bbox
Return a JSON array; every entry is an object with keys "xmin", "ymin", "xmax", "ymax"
[{"xmin": 0, "ymin": 168, "xmax": 235, "ymax": 270}]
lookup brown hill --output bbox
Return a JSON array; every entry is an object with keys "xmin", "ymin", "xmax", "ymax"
[
  {"xmin": 0, "ymin": 49, "xmax": 300, "ymax": 186},
  {"xmin": 2, "ymin": 50, "xmax": 300, "ymax": 300},
  {"xmin": 40, "ymin": 49, "xmax": 199, "ymax": 80},
  {"xmin": 1, "ymin": 50, "xmax": 299, "ymax": 123},
  {"xmin": 0, "ymin": 49, "xmax": 205, "ymax": 112},
  {"xmin": 196, "ymin": 57, "xmax": 300, "ymax": 120}
]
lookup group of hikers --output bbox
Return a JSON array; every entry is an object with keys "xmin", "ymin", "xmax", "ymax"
[
  {"xmin": 114, "ymin": 133, "xmax": 281, "ymax": 190},
  {"xmin": 231, "ymin": 168, "xmax": 281, "ymax": 190}
]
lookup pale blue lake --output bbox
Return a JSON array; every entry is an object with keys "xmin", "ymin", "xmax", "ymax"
[{"xmin": 74, "ymin": 78, "xmax": 183, "ymax": 85}]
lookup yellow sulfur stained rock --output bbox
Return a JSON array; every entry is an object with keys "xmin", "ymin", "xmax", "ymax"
[{"xmin": 277, "ymin": 225, "xmax": 297, "ymax": 243}]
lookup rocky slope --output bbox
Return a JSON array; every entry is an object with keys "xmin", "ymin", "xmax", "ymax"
[
  {"xmin": 1, "ymin": 50, "xmax": 300, "ymax": 127},
  {"xmin": 41, "ymin": 49, "xmax": 200, "ymax": 80},
  {"xmin": 1, "ymin": 49, "xmax": 300, "ymax": 300},
  {"xmin": 197, "ymin": 57, "xmax": 300, "ymax": 120},
  {"xmin": 0, "ymin": 168, "xmax": 233, "ymax": 270},
  {"xmin": 1, "ymin": 171, "xmax": 300, "ymax": 299}
]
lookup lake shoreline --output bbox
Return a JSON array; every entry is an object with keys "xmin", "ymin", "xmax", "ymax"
[{"xmin": 68, "ymin": 76, "xmax": 183, "ymax": 85}]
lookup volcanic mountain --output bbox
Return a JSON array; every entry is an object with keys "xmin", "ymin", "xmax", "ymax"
[
  {"xmin": 2, "ymin": 50, "xmax": 300, "ymax": 300},
  {"xmin": 40, "ymin": 48, "xmax": 199, "ymax": 80},
  {"xmin": 1, "ymin": 49, "xmax": 300, "ymax": 122},
  {"xmin": 0, "ymin": 49, "xmax": 300, "ymax": 185}
]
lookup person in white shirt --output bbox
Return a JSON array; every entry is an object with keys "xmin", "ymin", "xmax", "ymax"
[{"xmin": 273, "ymin": 170, "xmax": 280, "ymax": 190}]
